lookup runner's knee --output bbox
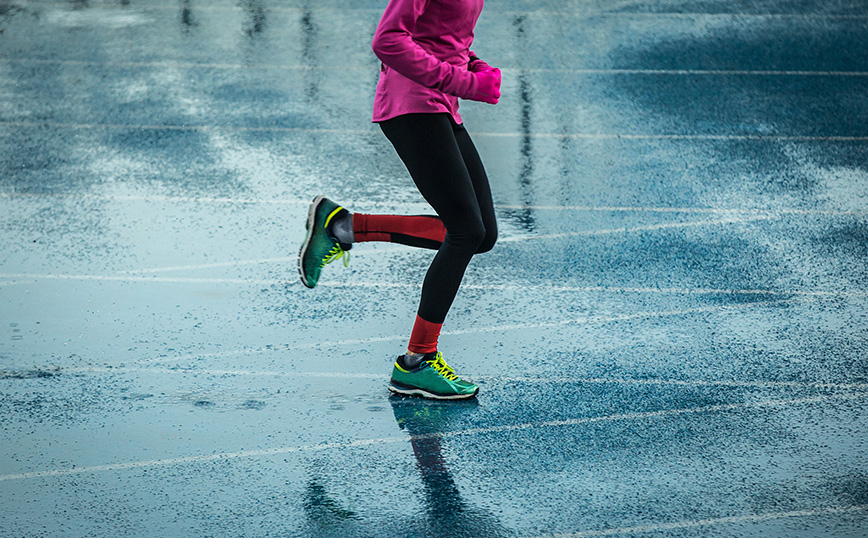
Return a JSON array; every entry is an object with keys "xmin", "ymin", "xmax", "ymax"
[
  {"xmin": 476, "ymin": 227, "xmax": 497, "ymax": 253},
  {"xmin": 448, "ymin": 217, "xmax": 486, "ymax": 253}
]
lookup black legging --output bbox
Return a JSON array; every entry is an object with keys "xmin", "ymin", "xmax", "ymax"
[{"xmin": 379, "ymin": 113, "xmax": 497, "ymax": 325}]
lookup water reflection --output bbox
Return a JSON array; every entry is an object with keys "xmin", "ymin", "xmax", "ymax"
[
  {"xmin": 302, "ymin": 473, "xmax": 362, "ymax": 536},
  {"xmin": 299, "ymin": 6, "xmax": 320, "ymax": 102},
  {"xmin": 299, "ymin": 397, "xmax": 513, "ymax": 537},
  {"xmin": 552, "ymin": 9, "xmax": 578, "ymax": 199},
  {"xmin": 386, "ymin": 395, "xmax": 513, "ymax": 537},
  {"xmin": 179, "ymin": 0, "xmax": 266, "ymax": 38},
  {"xmin": 511, "ymin": 14, "xmax": 536, "ymax": 233},
  {"xmin": 239, "ymin": 0, "xmax": 266, "ymax": 38},
  {"xmin": 179, "ymin": 0, "xmax": 197, "ymax": 30},
  {"xmin": 0, "ymin": 3, "xmax": 24, "ymax": 35}
]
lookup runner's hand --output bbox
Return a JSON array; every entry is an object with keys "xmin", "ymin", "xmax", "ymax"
[{"xmin": 468, "ymin": 68, "xmax": 501, "ymax": 104}]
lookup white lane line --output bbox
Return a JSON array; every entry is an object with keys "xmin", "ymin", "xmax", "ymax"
[
  {"xmin": 435, "ymin": 393, "xmax": 866, "ymax": 439},
  {"xmin": 113, "ymin": 250, "xmax": 408, "ymax": 275},
  {"xmin": 0, "ymin": 58, "xmax": 354, "ymax": 70},
  {"xmin": 2, "ymin": 2, "xmax": 385, "ymax": 12},
  {"xmin": 101, "ymin": 216, "xmax": 777, "ymax": 274},
  {"xmin": 0, "ymin": 436, "xmax": 409, "ymax": 482},
  {"xmin": 0, "ymin": 217, "xmax": 784, "ymax": 284},
  {"xmin": 498, "ymin": 215, "xmax": 775, "ymax": 242},
  {"xmin": 494, "ymin": 205, "xmax": 866, "ymax": 216},
  {"xmin": 0, "ymin": 120, "xmax": 374, "ymax": 135},
  {"xmin": 0, "ymin": 192, "xmax": 315, "ymax": 204},
  {"xmin": 326, "ymin": 281, "xmax": 868, "ymax": 298},
  {"xmin": 2, "ymin": 272, "xmax": 864, "ymax": 299},
  {"xmin": 6, "ymin": 58, "xmax": 868, "ymax": 77},
  {"xmin": 134, "ymin": 301, "xmax": 794, "ymax": 364},
  {"xmin": 115, "ymin": 247, "xmax": 404, "ymax": 275},
  {"xmin": 55, "ymin": 366, "xmax": 868, "ymax": 391},
  {"xmin": 0, "ymin": 392, "xmax": 863, "ymax": 482},
  {"xmin": 0, "ymin": 273, "xmax": 278, "ymax": 285},
  {"xmin": 2, "ymin": 120, "xmax": 867, "ymax": 141},
  {"xmin": 0, "ymin": 216, "xmax": 782, "ymax": 283},
  {"xmin": 2, "ymin": 192, "xmax": 865, "ymax": 217},
  {"xmin": 492, "ymin": 376, "xmax": 868, "ymax": 391},
  {"xmin": 516, "ymin": 68, "xmax": 868, "ymax": 76},
  {"xmin": 507, "ymin": 12, "xmax": 868, "ymax": 19},
  {"xmin": 0, "ymin": 280, "xmax": 35, "ymax": 287},
  {"xmin": 0, "ymin": 191, "xmax": 434, "ymax": 210},
  {"xmin": 476, "ymin": 131, "xmax": 868, "ymax": 142},
  {"xmin": 455, "ymin": 284, "xmax": 868, "ymax": 298},
  {"xmin": 58, "ymin": 367, "xmax": 384, "ymax": 379},
  {"xmin": 115, "ymin": 257, "xmax": 297, "ymax": 275},
  {"xmin": 440, "ymin": 300, "xmax": 794, "ymax": 338},
  {"xmin": 530, "ymin": 505, "xmax": 868, "ymax": 538},
  {"xmin": 6, "ymin": 3, "xmax": 868, "ymax": 17}
]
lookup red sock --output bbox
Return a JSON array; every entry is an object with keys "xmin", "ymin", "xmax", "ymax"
[
  {"xmin": 408, "ymin": 315, "xmax": 442, "ymax": 354},
  {"xmin": 353, "ymin": 213, "xmax": 445, "ymax": 244}
]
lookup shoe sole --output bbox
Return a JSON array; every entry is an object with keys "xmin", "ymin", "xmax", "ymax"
[
  {"xmin": 297, "ymin": 194, "xmax": 325, "ymax": 289},
  {"xmin": 387, "ymin": 381, "xmax": 479, "ymax": 400}
]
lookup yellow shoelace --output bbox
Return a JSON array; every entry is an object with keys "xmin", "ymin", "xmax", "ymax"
[
  {"xmin": 427, "ymin": 352, "xmax": 458, "ymax": 382},
  {"xmin": 320, "ymin": 244, "xmax": 350, "ymax": 269}
]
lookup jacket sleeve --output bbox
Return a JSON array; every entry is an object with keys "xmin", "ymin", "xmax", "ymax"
[
  {"xmin": 468, "ymin": 50, "xmax": 494, "ymax": 72},
  {"xmin": 372, "ymin": 0, "xmax": 477, "ymax": 99}
]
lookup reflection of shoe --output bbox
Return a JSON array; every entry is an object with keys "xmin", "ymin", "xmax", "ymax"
[
  {"xmin": 389, "ymin": 394, "xmax": 477, "ymax": 435},
  {"xmin": 388, "ymin": 352, "xmax": 479, "ymax": 400},
  {"xmin": 298, "ymin": 195, "xmax": 350, "ymax": 289},
  {"xmin": 390, "ymin": 395, "xmax": 445, "ymax": 434},
  {"xmin": 303, "ymin": 477, "xmax": 359, "ymax": 522}
]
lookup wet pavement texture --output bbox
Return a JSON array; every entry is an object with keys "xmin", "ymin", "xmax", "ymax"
[{"xmin": 2, "ymin": 0, "xmax": 868, "ymax": 537}]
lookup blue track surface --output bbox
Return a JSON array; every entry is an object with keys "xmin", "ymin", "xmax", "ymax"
[{"xmin": 2, "ymin": 1, "xmax": 868, "ymax": 537}]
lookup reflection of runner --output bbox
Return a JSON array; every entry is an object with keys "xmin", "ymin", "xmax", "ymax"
[
  {"xmin": 388, "ymin": 396, "xmax": 512, "ymax": 536},
  {"xmin": 299, "ymin": 0, "xmax": 501, "ymax": 400},
  {"xmin": 301, "ymin": 474, "xmax": 361, "ymax": 536},
  {"xmin": 300, "ymin": 398, "xmax": 511, "ymax": 537}
]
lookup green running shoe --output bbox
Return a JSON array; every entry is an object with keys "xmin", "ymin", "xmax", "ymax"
[
  {"xmin": 388, "ymin": 352, "xmax": 479, "ymax": 400},
  {"xmin": 298, "ymin": 195, "xmax": 350, "ymax": 288}
]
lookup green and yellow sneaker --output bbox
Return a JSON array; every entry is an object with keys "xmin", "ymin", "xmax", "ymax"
[
  {"xmin": 298, "ymin": 195, "xmax": 350, "ymax": 288},
  {"xmin": 388, "ymin": 352, "xmax": 479, "ymax": 400}
]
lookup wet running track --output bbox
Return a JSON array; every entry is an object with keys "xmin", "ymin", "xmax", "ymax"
[{"xmin": 2, "ymin": 1, "xmax": 868, "ymax": 537}]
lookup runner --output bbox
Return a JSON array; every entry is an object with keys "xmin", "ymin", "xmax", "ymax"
[{"xmin": 299, "ymin": 0, "xmax": 501, "ymax": 400}]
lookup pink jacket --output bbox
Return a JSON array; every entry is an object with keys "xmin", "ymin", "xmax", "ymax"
[{"xmin": 371, "ymin": 0, "xmax": 484, "ymax": 124}]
